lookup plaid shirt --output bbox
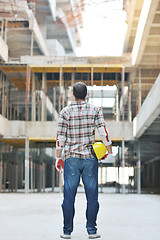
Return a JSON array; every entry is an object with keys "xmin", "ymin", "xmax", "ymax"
[{"xmin": 56, "ymin": 100, "xmax": 111, "ymax": 160}]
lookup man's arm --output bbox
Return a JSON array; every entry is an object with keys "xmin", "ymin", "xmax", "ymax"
[
  {"xmin": 55, "ymin": 109, "xmax": 68, "ymax": 173},
  {"xmin": 95, "ymin": 107, "xmax": 112, "ymax": 155},
  {"xmin": 56, "ymin": 148, "xmax": 63, "ymax": 158},
  {"xmin": 106, "ymin": 144, "xmax": 112, "ymax": 153},
  {"xmin": 55, "ymin": 148, "xmax": 64, "ymax": 173}
]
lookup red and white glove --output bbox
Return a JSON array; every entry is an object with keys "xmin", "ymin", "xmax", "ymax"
[
  {"xmin": 100, "ymin": 153, "xmax": 113, "ymax": 162},
  {"xmin": 55, "ymin": 157, "xmax": 64, "ymax": 173}
]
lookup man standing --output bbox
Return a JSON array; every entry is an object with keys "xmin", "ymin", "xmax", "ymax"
[{"xmin": 56, "ymin": 82, "xmax": 112, "ymax": 239}]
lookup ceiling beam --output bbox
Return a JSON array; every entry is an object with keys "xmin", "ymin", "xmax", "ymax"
[
  {"xmin": 124, "ymin": 0, "xmax": 138, "ymax": 52},
  {"xmin": 132, "ymin": 0, "xmax": 160, "ymax": 66}
]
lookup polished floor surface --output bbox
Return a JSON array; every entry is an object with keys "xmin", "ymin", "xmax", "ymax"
[{"xmin": 0, "ymin": 191, "xmax": 160, "ymax": 240}]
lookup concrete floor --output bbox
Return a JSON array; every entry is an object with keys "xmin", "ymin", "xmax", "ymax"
[{"xmin": 0, "ymin": 192, "xmax": 160, "ymax": 240}]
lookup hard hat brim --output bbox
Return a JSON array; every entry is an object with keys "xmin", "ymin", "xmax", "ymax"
[{"xmin": 91, "ymin": 145, "xmax": 98, "ymax": 160}]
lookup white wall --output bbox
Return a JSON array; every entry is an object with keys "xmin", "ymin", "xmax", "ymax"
[{"xmin": 0, "ymin": 36, "xmax": 8, "ymax": 62}]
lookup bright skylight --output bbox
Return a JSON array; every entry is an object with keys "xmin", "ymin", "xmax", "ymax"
[{"xmin": 76, "ymin": 0, "xmax": 127, "ymax": 56}]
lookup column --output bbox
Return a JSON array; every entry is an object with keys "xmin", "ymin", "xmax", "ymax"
[
  {"xmin": 121, "ymin": 67, "xmax": 125, "ymax": 121},
  {"xmin": 115, "ymin": 73, "xmax": 119, "ymax": 122},
  {"xmin": 128, "ymin": 81, "xmax": 132, "ymax": 122},
  {"xmin": 0, "ymin": 72, "xmax": 2, "ymax": 114},
  {"xmin": 41, "ymin": 73, "xmax": 47, "ymax": 121},
  {"xmin": 138, "ymin": 68, "xmax": 142, "ymax": 111},
  {"xmin": 32, "ymin": 73, "xmax": 36, "ymax": 121},
  {"xmin": 52, "ymin": 148, "xmax": 55, "ymax": 192},
  {"xmin": 30, "ymin": 148, "xmax": 33, "ymax": 193},
  {"xmin": 4, "ymin": 19, "xmax": 8, "ymax": 43},
  {"xmin": 42, "ymin": 162, "xmax": 46, "ymax": 192},
  {"xmin": 152, "ymin": 162, "xmax": 155, "ymax": 188},
  {"xmin": 25, "ymin": 138, "xmax": 30, "ymax": 193},
  {"xmin": 30, "ymin": 32, "xmax": 34, "ymax": 56},
  {"xmin": 33, "ymin": 151, "xmax": 36, "ymax": 192},
  {"xmin": 25, "ymin": 65, "xmax": 31, "ymax": 121},
  {"xmin": 101, "ymin": 73, "xmax": 104, "ymax": 112},
  {"xmin": 17, "ymin": 92, "xmax": 19, "ymax": 120},
  {"xmin": 121, "ymin": 139, "xmax": 125, "ymax": 194},
  {"xmin": 116, "ymin": 84, "xmax": 119, "ymax": 121},
  {"xmin": 6, "ymin": 78, "xmax": 9, "ymax": 119},
  {"xmin": 58, "ymin": 66, "xmax": 62, "ymax": 113},
  {"xmin": 37, "ymin": 163, "xmax": 41, "ymax": 192},
  {"xmin": 137, "ymin": 141, "xmax": 141, "ymax": 194},
  {"xmin": 52, "ymin": 163, "xmax": 55, "ymax": 192},
  {"xmin": 0, "ymin": 145, "xmax": 2, "ymax": 192},
  {"xmin": 2, "ymin": 74, "xmax": 5, "ymax": 116},
  {"xmin": 52, "ymin": 87, "xmax": 56, "ymax": 120},
  {"xmin": 18, "ymin": 153, "xmax": 23, "ymax": 190},
  {"xmin": 1, "ymin": 19, "xmax": 4, "ymax": 38},
  {"xmin": 38, "ymin": 151, "xmax": 42, "ymax": 193},
  {"xmin": 91, "ymin": 65, "xmax": 94, "ymax": 104},
  {"xmin": 116, "ymin": 146, "xmax": 120, "ymax": 193},
  {"xmin": 15, "ymin": 150, "xmax": 19, "ymax": 192}
]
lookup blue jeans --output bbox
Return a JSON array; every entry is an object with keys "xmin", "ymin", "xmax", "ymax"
[{"xmin": 62, "ymin": 157, "xmax": 99, "ymax": 235}]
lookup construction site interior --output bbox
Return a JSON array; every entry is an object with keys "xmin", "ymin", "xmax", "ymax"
[{"xmin": 0, "ymin": 0, "xmax": 160, "ymax": 194}]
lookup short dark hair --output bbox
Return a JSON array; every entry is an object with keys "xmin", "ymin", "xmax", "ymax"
[{"xmin": 73, "ymin": 82, "xmax": 87, "ymax": 100}]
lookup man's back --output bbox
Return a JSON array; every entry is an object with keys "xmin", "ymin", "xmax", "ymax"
[{"xmin": 57, "ymin": 100, "xmax": 106, "ymax": 159}]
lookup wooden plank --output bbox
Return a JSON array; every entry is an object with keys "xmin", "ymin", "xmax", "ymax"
[{"xmin": 0, "ymin": 65, "xmax": 27, "ymax": 73}]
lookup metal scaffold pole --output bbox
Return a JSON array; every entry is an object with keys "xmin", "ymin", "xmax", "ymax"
[
  {"xmin": 116, "ymin": 73, "xmax": 119, "ymax": 122},
  {"xmin": 91, "ymin": 65, "xmax": 94, "ymax": 104},
  {"xmin": 101, "ymin": 72, "xmax": 103, "ymax": 112},
  {"xmin": 59, "ymin": 66, "xmax": 63, "ymax": 113},
  {"xmin": 53, "ymin": 87, "xmax": 56, "ymax": 120},
  {"xmin": 41, "ymin": 73, "xmax": 47, "ymax": 121},
  {"xmin": 32, "ymin": 73, "xmax": 36, "ymax": 121},
  {"xmin": 25, "ymin": 65, "xmax": 31, "ymax": 121}
]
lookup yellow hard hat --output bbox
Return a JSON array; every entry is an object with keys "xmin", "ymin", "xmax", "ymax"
[{"xmin": 91, "ymin": 142, "xmax": 107, "ymax": 160}]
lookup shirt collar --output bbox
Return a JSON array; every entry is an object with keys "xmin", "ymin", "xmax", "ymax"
[{"xmin": 71, "ymin": 100, "xmax": 86, "ymax": 105}]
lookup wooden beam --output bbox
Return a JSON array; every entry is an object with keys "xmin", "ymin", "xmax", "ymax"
[
  {"xmin": 0, "ymin": 65, "xmax": 27, "ymax": 73},
  {"xmin": 30, "ymin": 64, "xmax": 122, "ymax": 73}
]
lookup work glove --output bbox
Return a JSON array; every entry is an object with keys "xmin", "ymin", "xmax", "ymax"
[
  {"xmin": 55, "ymin": 157, "xmax": 64, "ymax": 173},
  {"xmin": 100, "ymin": 153, "xmax": 113, "ymax": 162}
]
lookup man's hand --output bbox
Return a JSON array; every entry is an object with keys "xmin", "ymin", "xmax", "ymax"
[
  {"xmin": 55, "ymin": 157, "xmax": 64, "ymax": 173},
  {"xmin": 100, "ymin": 153, "xmax": 113, "ymax": 162}
]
